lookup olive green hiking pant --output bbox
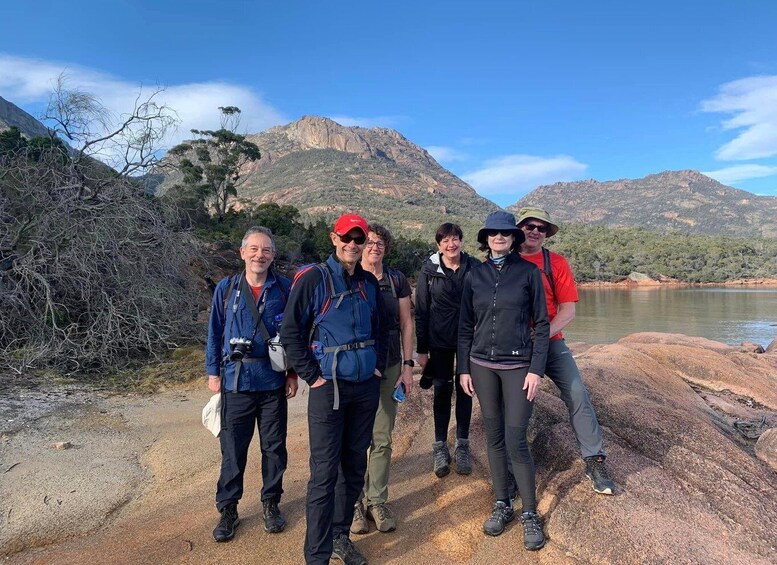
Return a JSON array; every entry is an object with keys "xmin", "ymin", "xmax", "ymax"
[{"xmin": 363, "ymin": 362, "xmax": 400, "ymax": 507}]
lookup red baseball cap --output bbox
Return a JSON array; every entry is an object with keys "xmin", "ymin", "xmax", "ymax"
[{"xmin": 333, "ymin": 213, "xmax": 369, "ymax": 236}]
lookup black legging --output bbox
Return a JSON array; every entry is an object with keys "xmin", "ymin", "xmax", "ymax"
[
  {"xmin": 428, "ymin": 349, "xmax": 472, "ymax": 442},
  {"xmin": 470, "ymin": 362, "xmax": 536, "ymax": 512}
]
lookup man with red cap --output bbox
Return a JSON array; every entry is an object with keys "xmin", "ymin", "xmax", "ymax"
[{"xmin": 281, "ymin": 213, "xmax": 389, "ymax": 565}]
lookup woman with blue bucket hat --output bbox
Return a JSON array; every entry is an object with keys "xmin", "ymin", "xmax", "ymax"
[{"xmin": 457, "ymin": 210, "xmax": 550, "ymax": 550}]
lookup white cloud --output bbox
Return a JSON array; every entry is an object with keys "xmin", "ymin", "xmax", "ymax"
[
  {"xmin": 702, "ymin": 163, "xmax": 777, "ymax": 184},
  {"xmin": 425, "ymin": 145, "xmax": 468, "ymax": 163},
  {"xmin": 461, "ymin": 154, "xmax": 588, "ymax": 197},
  {"xmin": 327, "ymin": 115, "xmax": 402, "ymax": 128},
  {"xmin": 0, "ymin": 53, "xmax": 288, "ymax": 152},
  {"xmin": 701, "ymin": 75, "xmax": 777, "ymax": 160}
]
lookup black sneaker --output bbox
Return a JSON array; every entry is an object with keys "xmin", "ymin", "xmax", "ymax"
[
  {"xmin": 432, "ymin": 441, "xmax": 451, "ymax": 478},
  {"xmin": 332, "ymin": 533, "xmax": 368, "ymax": 565},
  {"xmin": 483, "ymin": 501, "xmax": 515, "ymax": 536},
  {"xmin": 585, "ymin": 455, "xmax": 615, "ymax": 495},
  {"xmin": 263, "ymin": 499, "xmax": 286, "ymax": 533},
  {"xmin": 213, "ymin": 503, "xmax": 239, "ymax": 542},
  {"xmin": 520, "ymin": 511, "xmax": 545, "ymax": 550}
]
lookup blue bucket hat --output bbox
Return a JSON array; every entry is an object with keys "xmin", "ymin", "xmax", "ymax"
[{"xmin": 477, "ymin": 211, "xmax": 525, "ymax": 245}]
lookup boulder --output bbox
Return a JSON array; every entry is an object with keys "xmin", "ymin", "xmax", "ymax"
[
  {"xmin": 521, "ymin": 335, "xmax": 777, "ymax": 563},
  {"xmin": 741, "ymin": 341, "xmax": 766, "ymax": 354},
  {"xmin": 765, "ymin": 338, "xmax": 777, "ymax": 353},
  {"xmin": 755, "ymin": 428, "xmax": 777, "ymax": 471}
]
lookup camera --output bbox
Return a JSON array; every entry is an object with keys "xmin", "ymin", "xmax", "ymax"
[{"xmin": 229, "ymin": 337, "xmax": 253, "ymax": 361}]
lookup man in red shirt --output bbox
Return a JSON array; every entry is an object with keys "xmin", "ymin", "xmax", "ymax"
[{"xmin": 517, "ymin": 207, "xmax": 615, "ymax": 495}]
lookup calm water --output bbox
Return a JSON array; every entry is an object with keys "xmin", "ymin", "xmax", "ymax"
[{"xmin": 564, "ymin": 287, "xmax": 777, "ymax": 347}]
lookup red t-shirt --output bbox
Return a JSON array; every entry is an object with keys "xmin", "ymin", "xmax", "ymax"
[
  {"xmin": 248, "ymin": 283, "xmax": 262, "ymax": 304},
  {"xmin": 520, "ymin": 249, "xmax": 578, "ymax": 340}
]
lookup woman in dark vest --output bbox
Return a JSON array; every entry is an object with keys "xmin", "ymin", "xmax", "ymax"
[{"xmin": 351, "ymin": 224, "xmax": 414, "ymax": 535}]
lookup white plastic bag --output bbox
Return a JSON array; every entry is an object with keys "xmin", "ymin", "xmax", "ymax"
[{"xmin": 202, "ymin": 393, "xmax": 222, "ymax": 437}]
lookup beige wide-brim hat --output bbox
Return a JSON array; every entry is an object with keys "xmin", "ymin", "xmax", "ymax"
[{"xmin": 515, "ymin": 207, "xmax": 560, "ymax": 237}]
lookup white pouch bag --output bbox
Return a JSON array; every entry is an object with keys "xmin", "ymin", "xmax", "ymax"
[
  {"xmin": 202, "ymin": 393, "xmax": 222, "ymax": 437},
  {"xmin": 267, "ymin": 334, "xmax": 288, "ymax": 372}
]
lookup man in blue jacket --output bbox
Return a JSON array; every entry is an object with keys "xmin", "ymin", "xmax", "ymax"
[
  {"xmin": 281, "ymin": 213, "xmax": 389, "ymax": 565},
  {"xmin": 206, "ymin": 226, "xmax": 297, "ymax": 542}
]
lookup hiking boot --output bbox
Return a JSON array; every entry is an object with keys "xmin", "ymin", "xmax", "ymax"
[
  {"xmin": 482, "ymin": 501, "xmax": 515, "ymax": 536},
  {"xmin": 367, "ymin": 503, "xmax": 396, "ymax": 532},
  {"xmin": 507, "ymin": 470, "xmax": 519, "ymax": 501},
  {"xmin": 212, "ymin": 503, "xmax": 239, "ymax": 542},
  {"xmin": 332, "ymin": 533, "xmax": 368, "ymax": 565},
  {"xmin": 585, "ymin": 455, "xmax": 615, "ymax": 495},
  {"xmin": 520, "ymin": 511, "xmax": 545, "ymax": 550},
  {"xmin": 262, "ymin": 499, "xmax": 286, "ymax": 533},
  {"xmin": 432, "ymin": 441, "xmax": 451, "ymax": 477},
  {"xmin": 350, "ymin": 501, "xmax": 369, "ymax": 535},
  {"xmin": 454, "ymin": 438, "xmax": 472, "ymax": 475}
]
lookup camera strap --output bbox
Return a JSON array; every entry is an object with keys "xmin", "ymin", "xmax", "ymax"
[{"xmin": 240, "ymin": 273, "xmax": 271, "ymax": 340}]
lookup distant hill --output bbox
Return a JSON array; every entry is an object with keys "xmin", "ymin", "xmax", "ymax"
[
  {"xmin": 508, "ymin": 170, "xmax": 777, "ymax": 238},
  {"xmin": 156, "ymin": 116, "xmax": 498, "ymax": 238},
  {"xmin": 0, "ymin": 96, "xmax": 51, "ymax": 139}
]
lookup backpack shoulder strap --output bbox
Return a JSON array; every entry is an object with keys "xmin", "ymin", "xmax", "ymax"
[
  {"xmin": 379, "ymin": 268, "xmax": 398, "ymax": 300},
  {"xmin": 541, "ymin": 247, "xmax": 557, "ymax": 305},
  {"xmin": 222, "ymin": 274, "xmax": 241, "ymax": 319}
]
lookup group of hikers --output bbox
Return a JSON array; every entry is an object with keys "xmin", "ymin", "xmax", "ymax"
[{"xmin": 205, "ymin": 207, "xmax": 615, "ymax": 564}]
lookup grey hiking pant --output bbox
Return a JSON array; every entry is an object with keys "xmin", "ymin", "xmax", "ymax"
[{"xmin": 545, "ymin": 339, "xmax": 604, "ymax": 458}]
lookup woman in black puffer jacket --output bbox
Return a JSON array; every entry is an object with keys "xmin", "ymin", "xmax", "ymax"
[
  {"xmin": 458, "ymin": 211, "xmax": 550, "ymax": 551},
  {"xmin": 415, "ymin": 222, "xmax": 480, "ymax": 478}
]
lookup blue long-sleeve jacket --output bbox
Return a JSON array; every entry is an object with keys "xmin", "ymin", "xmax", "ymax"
[{"xmin": 206, "ymin": 269, "xmax": 291, "ymax": 392}]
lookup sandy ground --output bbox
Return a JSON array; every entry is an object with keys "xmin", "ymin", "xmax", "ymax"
[{"xmin": 3, "ymin": 375, "xmax": 575, "ymax": 565}]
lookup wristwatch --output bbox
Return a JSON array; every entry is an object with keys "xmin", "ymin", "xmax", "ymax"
[{"xmin": 402, "ymin": 359, "xmax": 415, "ymax": 367}]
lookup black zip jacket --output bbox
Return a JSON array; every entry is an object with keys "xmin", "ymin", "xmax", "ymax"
[
  {"xmin": 457, "ymin": 253, "xmax": 550, "ymax": 376},
  {"xmin": 415, "ymin": 252, "xmax": 480, "ymax": 353}
]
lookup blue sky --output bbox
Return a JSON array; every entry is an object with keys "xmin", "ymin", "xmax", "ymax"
[{"xmin": 2, "ymin": 0, "xmax": 777, "ymax": 206}]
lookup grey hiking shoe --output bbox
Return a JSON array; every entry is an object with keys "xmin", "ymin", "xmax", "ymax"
[
  {"xmin": 585, "ymin": 455, "xmax": 615, "ymax": 495},
  {"xmin": 454, "ymin": 438, "xmax": 472, "ymax": 475},
  {"xmin": 520, "ymin": 511, "xmax": 545, "ymax": 550},
  {"xmin": 332, "ymin": 533, "xmax": 368, "ymax": 565},
  {"xmin": 367, "ymin": 503, "xmax": 396, "ymax": 532},
  {"xmin": 483, "ymin": 501, "xmax": 515, "ymax": 536},
  {"xmin": 432, "ymin": 441, "xmax": 451, "ymax": 477},
  {"xmin": 350, "ymin": 501, "xmax": 369, "ymax": 534}
]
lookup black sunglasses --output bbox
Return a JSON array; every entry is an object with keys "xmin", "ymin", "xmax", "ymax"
[
  {"xmin": 338, "ymin": 233, "xmax": 367, "ymax": 245},
  {"xmin": 485, "ymin": 230, "xmax": 515, "ymax": 238},
  {"xmin": 522, "ymin": 223, "xmax": 548, "ymax": 233}
]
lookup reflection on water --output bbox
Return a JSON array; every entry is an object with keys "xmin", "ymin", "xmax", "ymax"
[{"xmin": 565, "ymin": 287, "xmax": 777, "ymax": 346}]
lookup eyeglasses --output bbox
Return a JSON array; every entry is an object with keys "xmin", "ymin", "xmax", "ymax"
[
  {"xmin": 522, "ymin": 223, "xmax": 548, "ymax": 233},
  {"xmin": 366, "ymin": 240, "xmax": 385, "ymax": 249},
  {"xmin": 485, "ymin": 230, "xmax": 515, "ymax": 238},
  {"xmin": 338, "ymin": 233, "xmax": 367, "ymax": 245}
]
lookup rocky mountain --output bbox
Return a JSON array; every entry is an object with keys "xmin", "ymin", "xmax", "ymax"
[
  {"xmin": 0, "ymin": 96, "xmax": 51, "ymax": 139},
  {"xmin": 157, "ymin": 116, "xmax": 497, "ymax": 238},
  {"xmin": 509, "ymin": 170, "xmax": 777, "ymax": 238}
]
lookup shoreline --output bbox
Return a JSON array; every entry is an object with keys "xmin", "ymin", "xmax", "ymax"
[{"xmin": 578, "ymin": 277, "xmax": 777, "ymax": 289}]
